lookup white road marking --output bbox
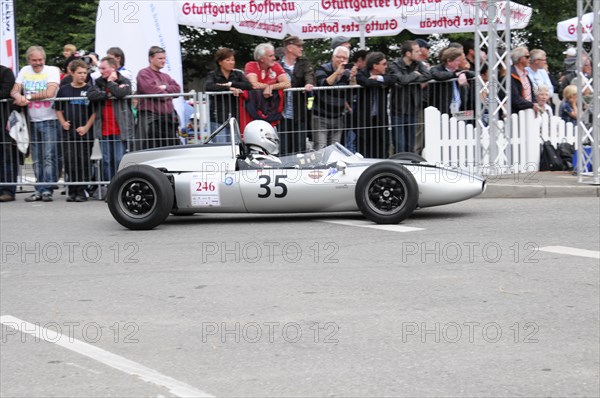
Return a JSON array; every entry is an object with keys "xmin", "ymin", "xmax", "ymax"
[
  {"xmin": 539, "ymin": 246, "xmax": 600, "ymax": 259},
  {"xmin": 0, "ymin": 315, "xmax": 213, "ymax": 398},
  {"xmin": 320, "ymin": 219, "xmax": 424, "ymax": 232}
]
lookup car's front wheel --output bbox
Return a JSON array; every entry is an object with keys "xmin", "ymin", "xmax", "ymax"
[
  {"xmin": 107, "ymin": 165, "xmax": 174, "ymax": 230},
  {"xmin": 355, "ymin": 162, "xmax": 419, "ymax": 224}
]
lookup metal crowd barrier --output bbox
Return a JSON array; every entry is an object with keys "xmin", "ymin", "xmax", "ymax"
[{"xmin": 1, "ymin": 80, "xmax": 478, "ymax": 192}]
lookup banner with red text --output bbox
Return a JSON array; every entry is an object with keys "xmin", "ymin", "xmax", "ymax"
[
  {"xmin": 0, "ymin": 0, "xmax": 18, "ymax": 72},
  {"xmin": 557, "ymin": 13, "xmax": 594, "ymax": 42},
  {"xmin": 177, "ymin": 0, "xmax": 532, "ymax": 39}
]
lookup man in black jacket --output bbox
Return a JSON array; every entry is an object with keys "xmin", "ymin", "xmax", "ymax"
[
  {"xmin": 389, "ymin": 40, "xmax": 431, "ymax": 154},
  {"xmin": 430, "ymin": 47, "xmax": 473, "ymax": 117},
  {"xmin": 87, "ymin": 57, "xmax": 133, "ymax": 182},
  {"xmin": 355, "ymin": 52, "xmax": 394, "ymax": 158},
  {"xmin": 509, "ymin": 46, "xmax": 539, "ymax": 115}
]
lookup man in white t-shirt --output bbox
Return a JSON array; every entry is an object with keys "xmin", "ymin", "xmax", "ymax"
[{"xmin": 11, "ymin": 46, "xmax": 61, "ymax": 202}]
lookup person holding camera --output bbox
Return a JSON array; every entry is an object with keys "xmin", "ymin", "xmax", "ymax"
[{"xmin": 312, "ymin": 46, "xmax": 354, "ymax": 151}]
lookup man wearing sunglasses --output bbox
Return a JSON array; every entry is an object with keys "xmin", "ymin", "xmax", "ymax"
[{"xmin": 510, "ymin": 46, "xmax": 539, "ymax": 115}]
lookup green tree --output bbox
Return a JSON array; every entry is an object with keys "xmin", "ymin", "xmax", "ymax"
[
  {"xmin": 15, "ymin": 0, "xmax": 99, "ymax": 68},
  {"xmin": 522, "ymin": 0, "xmax": 582, "ymax": 75}
]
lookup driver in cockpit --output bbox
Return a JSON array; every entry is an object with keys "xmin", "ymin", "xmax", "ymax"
[{"xmin": 243, "ymin": 120, "xmax": 282, "ymax": 168}]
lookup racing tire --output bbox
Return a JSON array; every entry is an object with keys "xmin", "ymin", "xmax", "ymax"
[
  {"xmin": 107, "ymin": 165, "xmax": 174, "ymax": 230},
  {"xmin": 389, "ymin": 152, "xmax": 427, "ymax": 163},
  {"xmin": 355, "ymin": 162, "xmax": 419, "ymax": 224}
]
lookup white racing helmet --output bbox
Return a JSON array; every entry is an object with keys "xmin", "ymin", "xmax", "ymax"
[{"xmin": 243, "ymin": 120, "xmax": 279, "ymax": 155}]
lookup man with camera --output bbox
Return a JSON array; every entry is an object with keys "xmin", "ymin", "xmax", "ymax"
[{"xmin": 312, "ymin": 46, "xmax": 355, "ymax": 151}]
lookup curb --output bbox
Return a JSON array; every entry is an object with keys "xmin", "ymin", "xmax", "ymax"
[{"xmin": 480, "ymin": 184, "xmax": 600, "ymax": 199}]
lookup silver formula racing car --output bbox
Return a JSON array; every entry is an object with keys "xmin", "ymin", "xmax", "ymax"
[{"xmin": 107, "ymin": 118, "xmax": 486, "ymax": 230}]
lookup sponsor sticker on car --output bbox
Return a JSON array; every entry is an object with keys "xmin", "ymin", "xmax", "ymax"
[{"xmin": 190, "ymin": 175, "xmax": 221, "ymax": 207}]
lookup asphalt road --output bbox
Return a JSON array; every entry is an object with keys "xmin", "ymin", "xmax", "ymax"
[{"xmin": 1, "ymin": 197, "xmax": 599, "ymax": 397}]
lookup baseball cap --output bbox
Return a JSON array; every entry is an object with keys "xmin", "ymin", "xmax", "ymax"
[
  {"xmin": 563, "ymin": 47, "xmax": 576, "ymax": 57},
  {"xmin": 331, "ymin": 36, "xmax": 351, "ymax": 49},
  {"xmin": 415, "ymin": 38, "xmax": 431, "ymax": 49},
  {"xmin": 283, "ymin": 35, "xmax": 304, "ymax": 47}
]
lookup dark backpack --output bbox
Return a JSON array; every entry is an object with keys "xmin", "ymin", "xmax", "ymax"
[
  {"xmin": 245, "ymin": 89, "xmax": 283, "ymax": 124},
  {"xmin": 539, "ymin": 141, "xmax": 566, "ymax": 171},
  {"xmin": 557, "ymin": 142, "xmax": 575, "ymax": 171}
]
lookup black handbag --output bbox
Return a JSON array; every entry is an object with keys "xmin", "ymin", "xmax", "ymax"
[
  {"xmin": 539, "ymin": 141, "xmax": 566, "ymax": 171},
  {"xmin": 557, "ymin": 142, "xmax": 575, "ymax": 171}
]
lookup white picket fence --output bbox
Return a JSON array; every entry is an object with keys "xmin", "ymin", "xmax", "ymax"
[{"xmin": 422, "ymin": 107, "xmax": 578, "ymax": 175}]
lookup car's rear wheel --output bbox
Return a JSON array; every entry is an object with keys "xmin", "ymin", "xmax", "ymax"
[
  {"xmin": 355, "ymin": 162, "xmax": 418, "ymax": 224},
  {"xmin": 107, "ymin": 165, "xmax": 174, "ymax": 230},
  {"xmin": 389, "ymin": 152, "xmax": 427, "ymax": 163}
]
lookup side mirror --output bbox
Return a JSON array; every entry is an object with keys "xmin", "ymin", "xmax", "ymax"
[{"xmin": 336, "ymin": 160, "xmax": 347, "ymax": 174}]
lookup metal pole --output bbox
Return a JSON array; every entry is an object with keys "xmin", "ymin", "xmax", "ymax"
[
  {"xmin": 576, "ymin": 0, "xmax": 599, "ymax": 184},
  {"xmin": 591, "ymin": 0, "xmax": 600, "ymax": 184},
  {"xmin": 487, "ymin": 0, "xmax": 499, "ymax": 168},
  {"xmin": 474, "ymin": 4, "xmax": 483, "ymax": 171},
  {"xmin": 351, "ymin": 17, "xmax": 374, "ymax": 50},
  {"xmin": 503, "ymin": 1, "xmax": 512, "ymax": 170}
]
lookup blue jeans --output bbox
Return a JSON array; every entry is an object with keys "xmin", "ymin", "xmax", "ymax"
[
  {"xmin": 101, "ymin": 138, "xmax": 127, "ymax": 182},
  {"xmin": 344, "ymin": 130, "xmax": 357, "ymax": 153},
  {"xmin": 391, "ymin": 114, "xmax": 416, "ymax": 153},
  {"xmin": 30, "ymin": 119, "xmax": 59, "ymax": 194},
  {"xmin": 210, "ymin": 122, "xmax": 231, "ymax": 144}
]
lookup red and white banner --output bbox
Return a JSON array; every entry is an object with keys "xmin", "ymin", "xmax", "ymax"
[
  {"xmin": 177, "ymin": 0, "xmax": 532, "ymax": 39},
  {"xmin": 0, "ymin": 0, "xmax": 18, "ymax": 72},
  {"xmin": 556, "ymin": 12, "xmax": 594, "ymax": 42}
]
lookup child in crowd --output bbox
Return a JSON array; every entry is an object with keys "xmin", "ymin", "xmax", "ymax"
[
  {"xmin": 62, "ymin": 44, "xmax": 77, "ymax": 74},
  {"xmin": 55, "ymin": 59, "xmax": 95, "ymax": 202},
  {"xmin": 559, "ymin": 85, "xmax": 578, "ymax": 125}
]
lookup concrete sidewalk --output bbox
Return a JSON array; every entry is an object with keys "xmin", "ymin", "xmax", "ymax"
[{"xmin": 481, "ymin": 171, "xmax": 600, "ymax": 198}]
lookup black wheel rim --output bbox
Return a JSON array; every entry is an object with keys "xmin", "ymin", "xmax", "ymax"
[
  {"xmin": 364, "ymin": 173, "xmax": 407, "ymax": 215},
  {"xmin": 117, "ymin": 178, "xmax": 158, "ymax": 218}
]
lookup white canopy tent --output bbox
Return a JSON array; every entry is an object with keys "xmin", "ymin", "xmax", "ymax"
[{"xmin": 557, "ymin": 12, "xmax": 594, "ymax": 42}]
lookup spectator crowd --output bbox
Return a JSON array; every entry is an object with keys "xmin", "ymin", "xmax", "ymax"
[{"xmin": 0, "ymin": 36, "xmax": 594, "ymax": 203}]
